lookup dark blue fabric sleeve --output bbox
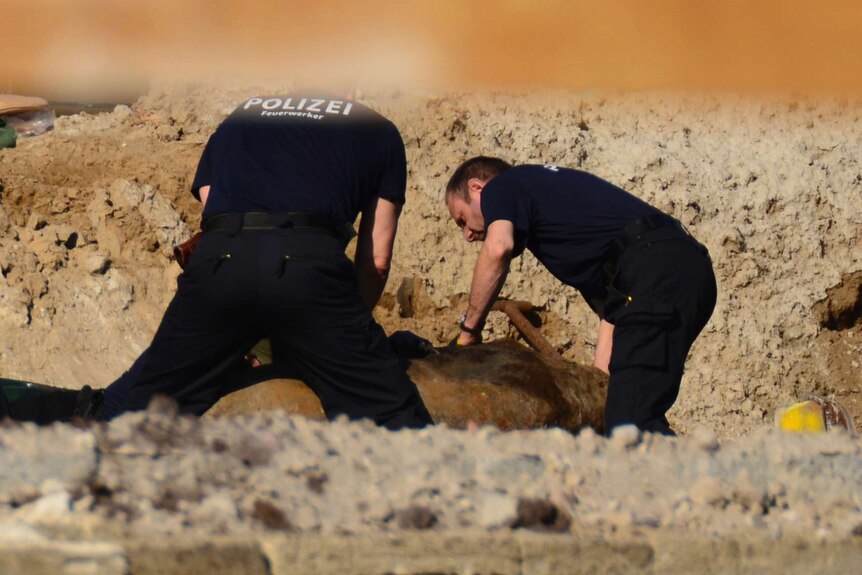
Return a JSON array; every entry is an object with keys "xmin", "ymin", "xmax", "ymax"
[
  {"xmin": 481, "ymin": 177, "xmax": 530, "ymax": 234},
  {"xmin": 376, "ymin": 122, "xmax": 407, "ymax": 205},
  {"xmin": 190, "ymin": 134, "xmax": 216, "ymax": 201},
  {"xmin": 482, "ymin": 177, "xmax": 531, "ymax": 257}
]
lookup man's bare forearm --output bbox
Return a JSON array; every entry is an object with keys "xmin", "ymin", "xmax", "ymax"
[
  {"xmin": 463, "ymin": 246, "xmax": 510, "ymax": 331},
  {"xmin": 457, "ymin": 221, "xmax": 515, "ymax": 344},
  {"xmin": 594, "ymin": 319, "xmax": 614, "ymax": 374},
  {"xmin": 354, "ymin": 197, "xmax": 400, "ymax": 311},
  {"xmin": 458, "ymin": 220, "xmax": 514, "ymax": 345},
  {"xmin": 199, "ymin": 185, "xmax": 210, "ymax": 213}
]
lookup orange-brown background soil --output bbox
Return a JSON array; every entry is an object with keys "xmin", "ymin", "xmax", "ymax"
[{"xmin": 3, "ymin": 1, "xmax": 862, "ymax": 101}]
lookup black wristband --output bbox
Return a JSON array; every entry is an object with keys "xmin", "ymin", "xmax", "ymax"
[{"xmin": 458, "ymin": 315, "xmax": 484, "ymax": 336}]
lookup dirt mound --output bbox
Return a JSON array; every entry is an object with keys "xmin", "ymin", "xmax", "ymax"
[{"xmin": 0, "ymin": 85, "xmax": 860, "ymax": 437}]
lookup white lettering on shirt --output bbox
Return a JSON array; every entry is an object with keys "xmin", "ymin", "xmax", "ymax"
[
  {"xmin": 543, "ymin": 164, "xmax": 560, "ymax": 172},
  {"xmin": 260, "ymin": 110, "xmax": 324, "ymax": 120},
  {"xmin": 241, "ymin": 98, "xmax": 354, "ymax": 119},
  {"xmin": 305, "ymin": 99, "xmax": 325, "ymax": 112},
  {"xmin": 243, "ymin": 97, "xmax": 263, "ymax": 110}
]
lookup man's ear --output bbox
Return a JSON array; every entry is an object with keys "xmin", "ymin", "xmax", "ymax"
[{"xmin": 467, "ymin": 178, "xmax": 485, "ymax": 196}]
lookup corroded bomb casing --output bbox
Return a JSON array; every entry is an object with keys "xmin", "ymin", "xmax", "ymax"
[{"xmin": 205, "ymin": 340, "xmax": 609, "ymax": 434}]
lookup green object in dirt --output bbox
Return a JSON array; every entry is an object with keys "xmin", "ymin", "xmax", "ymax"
[{"xmin": 0, "ymin": 119, "xmax": 16, "ymax": 149}]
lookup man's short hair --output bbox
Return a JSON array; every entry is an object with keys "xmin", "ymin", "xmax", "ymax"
[{"xmin": 445, "ymin": 156, "xmax": 513, "ymax": 203}]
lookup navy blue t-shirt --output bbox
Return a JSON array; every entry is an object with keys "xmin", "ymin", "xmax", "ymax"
[
  {"xmin": 481, "ymin": 165, "xmax": 662, "ymax": 303},
  {"xmin": 192, "ymin": 95, "xmax": 407, "ymax": 225}
]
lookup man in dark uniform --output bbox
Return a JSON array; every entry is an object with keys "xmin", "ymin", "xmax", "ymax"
[
  {"xmin": 445, "ymin": 156, "xmax": 716, "ymax": 435},
  {"xmin": 98, "ymin": 94, "xmax": 432, "ymax": 429}
]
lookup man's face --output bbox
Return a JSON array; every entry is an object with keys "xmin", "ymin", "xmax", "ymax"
[{"xmin": 447, "ymin": 186, "xmax": 486, "ymax": 242}]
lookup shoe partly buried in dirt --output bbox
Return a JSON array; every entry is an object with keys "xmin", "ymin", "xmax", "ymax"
[{"xmin": 775, "ymin": 395, "xmax": 856, "ymax": 434}]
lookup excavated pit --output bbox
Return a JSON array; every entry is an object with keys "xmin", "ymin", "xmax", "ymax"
[{"xmin": 1, "ymin": 86, "xmax": 862, "ymax": 567}]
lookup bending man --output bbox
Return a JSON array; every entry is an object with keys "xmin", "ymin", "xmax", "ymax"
[{"xmin": 445, "ymin": 157, "xmax": 716, "ymax": 435}]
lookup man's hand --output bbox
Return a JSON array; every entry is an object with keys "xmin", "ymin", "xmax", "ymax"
[
  {"xmin": 451, "ymin": 313, "xmax": 484, "ymax": 347},
  {"xmin": 452, "ymin": 330, "xmax": 482, "ymax": 347},
  {"xmin": 389, "ymin": 330, "xmax": 437, "ymax": 358}
]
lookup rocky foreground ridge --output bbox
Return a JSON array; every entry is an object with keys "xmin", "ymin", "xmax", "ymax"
[{"xmin": 1, "ymin": 408, "xmax": 862, "ymax": 573}]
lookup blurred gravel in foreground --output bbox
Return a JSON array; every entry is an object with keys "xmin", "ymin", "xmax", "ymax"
[{"xmin": 2, "ymin": 407, "xmax": 861, "ymax": 543}]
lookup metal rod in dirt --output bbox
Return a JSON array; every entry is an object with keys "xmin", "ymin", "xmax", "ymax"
[{"xmin": 491, "ymin": 300, "xmax": 561, "ymax": 360}]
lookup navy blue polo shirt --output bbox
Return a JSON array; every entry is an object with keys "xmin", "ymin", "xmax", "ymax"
[
  {"xmin": 191, "ymin": 95, "xmax": 407, "ymax": 224},
  {"xmin": 481, "ymin": 164, "xmax": 662, "ymax": 302}
]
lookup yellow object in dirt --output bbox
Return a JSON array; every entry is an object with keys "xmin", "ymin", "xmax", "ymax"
[{"xmin": 776, "ymin": 400, "xmax": 827, "ymax": 433}]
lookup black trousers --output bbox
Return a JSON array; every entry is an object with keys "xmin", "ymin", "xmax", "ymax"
[
  {"xmin": 604, "ymin": 227, "xmax": 717, "ymax": 435},
  {"xmin": 119, "ymin": 227, "xmax": 432, "ymax": 430}
]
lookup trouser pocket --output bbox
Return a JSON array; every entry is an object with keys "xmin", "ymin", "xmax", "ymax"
[{"xmin": 608, "ymin": 302, "xmax": 677, "ymax": 371}]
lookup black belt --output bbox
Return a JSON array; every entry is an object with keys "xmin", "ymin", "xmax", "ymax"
[{"xmin": 202, "ymin": 212, "xmax": 356, "ymax": 245}]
